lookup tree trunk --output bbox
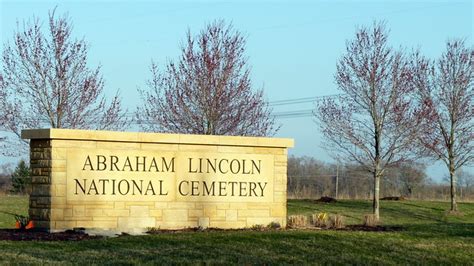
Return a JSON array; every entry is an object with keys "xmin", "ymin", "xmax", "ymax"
[
  {"xmin": 373, "ymin": 126, "xmax": 381, "ymax": 221},
  {"xmin": 373, "ymin": 172, "xmax": 380, "ymax": 220},
  {"xmin": 335, "ymin": 165, "xmax": 339, "ymax": 199},
  {"xmin": 449, "ymin": 162, "xmax": 458, "ymax": 211}
]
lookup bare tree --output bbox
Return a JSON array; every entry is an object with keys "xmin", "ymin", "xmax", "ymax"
[
  {"xmin": 137, "ymin": 20, "xmax": 277, "ymax": 136},
  {"xmin": 315, "ymin": 22, "xmax": 424, "ymax": 220},
  {"xmin": 0, "ymin": 9, "xmax": 127, "ymax": 154},
  {"xmin": 388, "ymin": 163, "xmax": 427, "ymax": 197},
  {"xmin": 412, "ymin": 40, "xmax": 473, "ymax": 211}
]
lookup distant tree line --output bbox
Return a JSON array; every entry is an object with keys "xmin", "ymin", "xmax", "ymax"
[{"xmin": 287, "ymin": 156, "xmax": 474, "ymax": 201}]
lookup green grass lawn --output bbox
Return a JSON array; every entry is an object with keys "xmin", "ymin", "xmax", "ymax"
[{"xmin": 0, "ymin": 195, "xmax": 473, "ymax": 264}]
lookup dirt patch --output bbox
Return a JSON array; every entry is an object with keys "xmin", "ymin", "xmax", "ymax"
[
  {"xmin": 316, "ymin": 196, "xmax": 337, "ymax": 203},
  {"xmin": 303, "ymin": 196, "xmax": 338, "ymax": 204},
  {"xmin": 380, "ymin": 196, "xmax": 405, "ymax": 201},
  {"xmin": 0, "ymin": 229, "xmax": 104, "ymax": 241}
]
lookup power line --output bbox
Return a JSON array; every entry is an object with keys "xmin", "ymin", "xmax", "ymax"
[
  {"xmin": 273, "ymin": 109, "xmax": 314, "ymax": 118},
  {"xmin": 16, "ymin": 94, "xmax": 340, "ymax": 125},
  {"xmin": 269, "ymin": 94, "xmax": 342, "ymax": 106},
  {"xmin": 95, "ymin": 93, "xmax": 342, "ymax": 120}
]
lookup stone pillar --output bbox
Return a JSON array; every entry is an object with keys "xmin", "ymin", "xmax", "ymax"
[{"xmin": 29, "ymin": 140, "xmax": 52, "ymax": 230}]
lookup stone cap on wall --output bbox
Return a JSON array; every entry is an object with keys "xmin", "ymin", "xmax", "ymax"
[{"xmin": 21, "ymin": 128, "xmax": 294, "ymax": 148}]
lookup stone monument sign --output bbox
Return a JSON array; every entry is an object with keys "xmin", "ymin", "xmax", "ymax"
[{"xmin": 22, "ymin": 129, "xmax": 293, "ymax": 234}]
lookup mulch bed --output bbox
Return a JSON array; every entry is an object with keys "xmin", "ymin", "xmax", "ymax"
[
  {"xmin": 146, "ymin": 227, "xmax": 283, "ymax": 234},
  {"xmin": 287, "ymin": 225, "xmax": 404, "ymax": 232},
  {"xmin": 342, "ymin": 225, "xmax": 404, "ymax": 232},
  {"xmin": 0, "ymin": 225, "xmax": 403, "ymax": 241},
  {"xmin": 0, "ymin": 229, "xmax": 103, "ymax": 241}
]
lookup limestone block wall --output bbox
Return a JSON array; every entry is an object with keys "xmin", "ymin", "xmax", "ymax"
[{"xmin": 22, "ymin": 129, "xmax": 293, "ymax": 234}]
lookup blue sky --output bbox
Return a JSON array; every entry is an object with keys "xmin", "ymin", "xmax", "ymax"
[{"xmin": 0, "ymin": 0, "xmax": 473, "ymax": 180}]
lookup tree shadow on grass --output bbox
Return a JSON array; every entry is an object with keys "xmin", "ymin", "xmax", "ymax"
[
  {"xmin": 400, "ymin": 202, "xmax": 446, "ymax": 212},
  {"xmin": 291, "ymin": 199, "xmax": 371, "ymax": 210},
  {"xmin": 381, "ymin": 204, "xmax": 445, "ymax": 223},
  {"xmin": 406, "ymin": 223, "xmax": 474, "ymax": 238},
  {"xmin": 400, "ymin": 202, "xmax": 474, "ymax": 221}
]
